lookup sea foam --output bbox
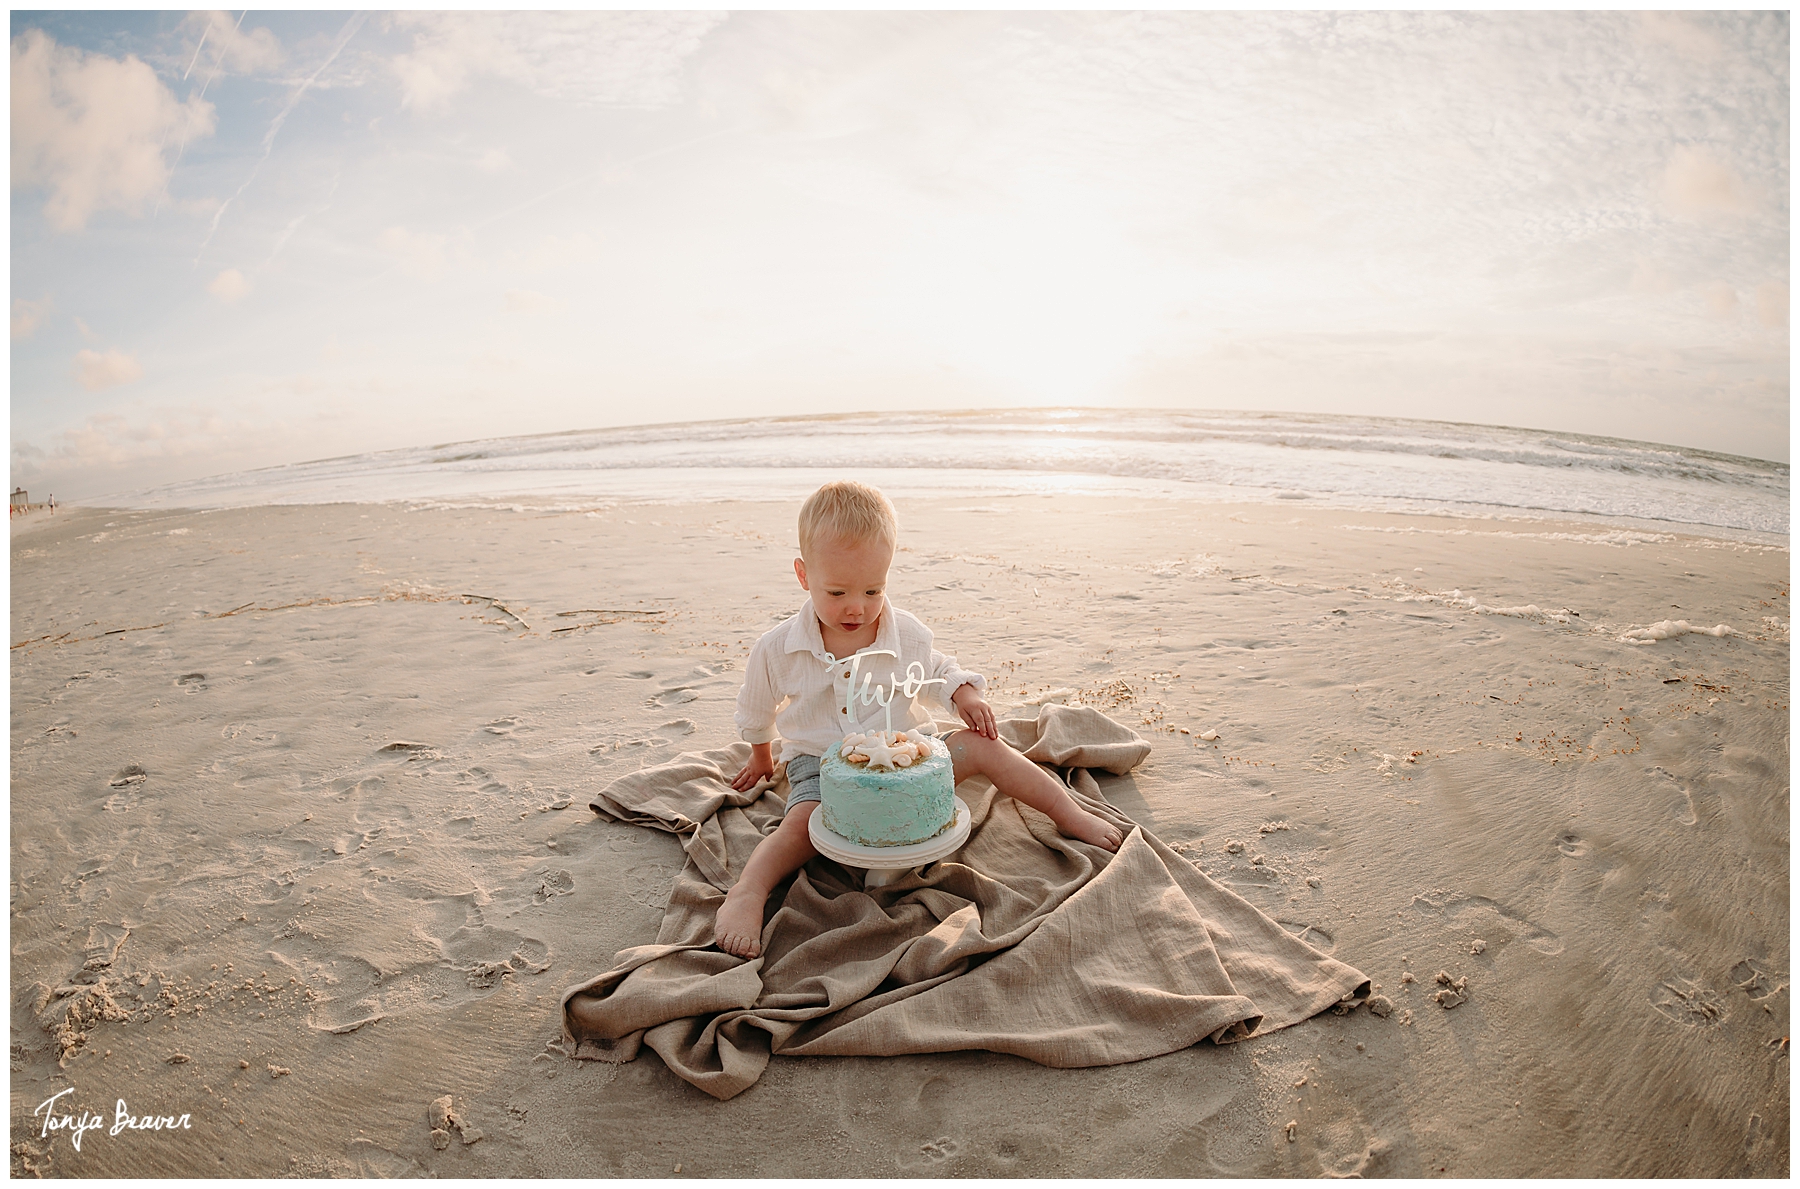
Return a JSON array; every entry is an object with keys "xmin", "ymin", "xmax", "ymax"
[{"xmin": 1619, "ymin": 620, "xmax": 1736, "ymax": 645}]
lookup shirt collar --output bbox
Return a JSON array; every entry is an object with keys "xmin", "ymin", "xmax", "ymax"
[{"xmin": 788, "ymin": 595, "xmax": 897, "ymax": 664}]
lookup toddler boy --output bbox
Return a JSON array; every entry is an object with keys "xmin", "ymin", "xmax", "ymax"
[{"xmin": 716, "ymin": 481, "xmax": 1123, "ymax": 959}]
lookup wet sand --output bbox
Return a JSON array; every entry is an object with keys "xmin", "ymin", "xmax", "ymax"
[{"xmin": 9, "ymin": 496, "xmax": 1789, "ymax": 1176}]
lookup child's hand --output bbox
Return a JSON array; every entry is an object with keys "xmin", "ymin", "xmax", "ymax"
[
  {"xmin": 952, "ymin": 684, "xmax": 999, "ymax": 740},
  {"xmin": 731, "ymin": 746, "xmax": 776, "ymax": 792}
]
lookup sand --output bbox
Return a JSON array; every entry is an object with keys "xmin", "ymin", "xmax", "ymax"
[{"xmin": 9, "ymin": 495, "xmax": 1788, "ymax": 1177}]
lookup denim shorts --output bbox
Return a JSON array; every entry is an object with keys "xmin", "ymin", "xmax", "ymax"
[{"xmin": 784, "ymin": 729, "xmax": 963, "ymax": 813}]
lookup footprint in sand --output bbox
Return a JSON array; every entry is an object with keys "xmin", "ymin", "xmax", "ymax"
[
  {"xmin": 290, "ymin": 929, "xmax": 550, "ymax": 1033},
  {"xmin": 1412, "ymin": 890, "xmax": 1563, "ymax": 955},
  {"xmin": 532, "ymin": 869, "xmax": 575, "ymax": 904},
  {"xmin": 1643, "ymin": 766, "xmax": 1698, "ymax": 826},
  {"xmin": 919, "ymin": 1138, "xmax": 961, "ymax": 1162},
  {"xmin": 623, "ymin": 670, "xmax": 654, "ymax": 680},
  {"xmin": 78, "ymin": 923, "xmax": 130, "ymax": 980},
  {"xmin": 174, "ymin": 672, "xmax": 206, "ymax": 692},
  {"xmin": 461, "ymin": 767, "xmax": 511, "ymax": 795},
  {"xmin": 103, "ymin": 767, "xmax": 149, "ymax": 812},
  {"xmin": 1729, "ymin": 958, "xmax": 1788, "ymax": 1005},
  {"xmin": 1319, "ymin": 1139, "xmax": 1393, "ymax": 1179},
  {"xmin": 649, "ymin": 688, "xmax": 699, "ymax": 708},
  {"xmin": 1650, "ymin": 974, "xmax": 1726, "ymax": 1028},
  {"xmin": 378, "ymin": 741, "xmax": 440, "ymax": 763},
  {"xmin": 1279, "ymin": 921, "xmax": 1335, "ymax": 952},
  {"xmin": 435, "ymin": 926, "xmax": 552, "ymax": 984},
  {"xmin": 310, "ymin": 995, "xmax": 387, "ymax": 1034},
  {"xmin": 483, "ymin": 717, "xmax": 522, "ymax": 736},
  {"xmin": 659, "ymin": 719, "xmax": 697, "ymax": 735},
  {"xmin": 593, "ymin": 736, "xmax": 671, "ymax": 754},
  {"xmin": 623, "ymin": 863, "xmax": 676, "ymax": 910},
  {"xmin": 346, "ymin": 1139, "xmax": 426, "ymax": 1178},
  {"xmin": 1555, "ymin": 832, "xmax": 1590, "ymax": 857}
]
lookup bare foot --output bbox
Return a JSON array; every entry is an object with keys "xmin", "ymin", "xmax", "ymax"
[
  {"xmin": 1049, "ymin": 799, "xmax": 1125, "ymax": 852},
  {"xmin": 714, "ymin": 885, "xmax": 767, "ymax": 958}
]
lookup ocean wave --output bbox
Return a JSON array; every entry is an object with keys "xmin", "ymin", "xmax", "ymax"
[{"xmin": 105, "ymin": 409, "xmax": 1788, "ymax": 538}]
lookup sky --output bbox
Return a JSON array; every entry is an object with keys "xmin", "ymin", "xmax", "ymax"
[{"xmin": 9, "ymin": 10, "xmax": 1791, "ymax": 501}]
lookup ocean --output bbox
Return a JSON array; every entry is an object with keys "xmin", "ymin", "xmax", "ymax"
[{"xmin": 109, "ymin": 409, "xmax": 1788, "ymax": 543}]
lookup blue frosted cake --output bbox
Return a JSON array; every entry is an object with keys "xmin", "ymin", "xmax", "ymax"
[{"xmin": 819, "ymin": 729, "xmax": 956, "ymax": 847}]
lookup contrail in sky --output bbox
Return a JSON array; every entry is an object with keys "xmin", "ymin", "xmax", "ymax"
[
  {"xmin": 195, "ymin": 11, "xmax": 366, "ymax": 266},
  {"xmin": 180, "ymin": 19, "xmax": 210, "ymax": 80},
  {"xmin": 195, "ymin": 11, "xmax": 247, "ymax": 101},
  {"xmin": 155, "ymin": 10, "xmax": 248, "ymax": 218}
]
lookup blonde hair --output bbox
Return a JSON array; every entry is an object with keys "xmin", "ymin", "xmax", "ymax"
[{"xmin": 798, "ymin": 481, "xmax": 897, "ymax": 557}]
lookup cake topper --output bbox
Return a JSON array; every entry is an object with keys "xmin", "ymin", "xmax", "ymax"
[{"xmin": 844, "ymin": 649, "xmax": 945, "ymax": 737}]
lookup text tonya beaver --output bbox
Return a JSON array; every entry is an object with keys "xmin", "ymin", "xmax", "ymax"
[{"xmin": 34, "ymin": 1087, "xmax": 193, "ymax": 1151}]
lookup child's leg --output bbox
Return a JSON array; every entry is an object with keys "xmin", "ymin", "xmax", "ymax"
[
  {"xmin": 715, "ymin": 802, "xmax": 818, "ymax": 959},
  {"xmin": 943, "ymin": 731, "xmax": 1124, "ymax": 852}
]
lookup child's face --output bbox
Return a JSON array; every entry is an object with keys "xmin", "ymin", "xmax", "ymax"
[{"xmin": 795, "ymin": 535, "xmax": 894, "ymax": 637}]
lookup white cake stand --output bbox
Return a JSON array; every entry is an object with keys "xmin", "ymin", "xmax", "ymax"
[{"xmin": 809, "ymin": 797, "xmax": 972, "ymax": 888}]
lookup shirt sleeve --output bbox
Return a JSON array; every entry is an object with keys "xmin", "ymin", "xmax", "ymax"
[
  {"xmin": 928, "ymin": 648, "xmax": 985, "ymax": 708},
  {"xmin": 734, "ymin": 635, "xmax": 785, "ymax": 744}
]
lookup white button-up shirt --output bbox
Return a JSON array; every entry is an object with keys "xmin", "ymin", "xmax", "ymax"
[{"xmin": 735, "ymin": 597, "xmax": 986, "ymax": 759}]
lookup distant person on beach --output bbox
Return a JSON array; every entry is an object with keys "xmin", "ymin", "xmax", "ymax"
[
  {"xmin": 713, "ymin": 480, "xmax": 1123, "ymax": 959},
  {"xmin": 46, "ymin": 495, "xmax": 55, "ymax": 515}
]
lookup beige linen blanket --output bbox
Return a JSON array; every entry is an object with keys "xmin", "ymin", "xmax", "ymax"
[{"xmin": 563, "ymin": 705, "xmax": 1368, "ymax": 1100}]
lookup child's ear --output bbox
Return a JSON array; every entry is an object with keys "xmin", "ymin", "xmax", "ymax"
[{"xmin": 794, "ymin": 557, "xmax": 809, "ymax": 590}]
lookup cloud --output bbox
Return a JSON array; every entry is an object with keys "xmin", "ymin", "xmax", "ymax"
[
  {"xmin": 10, "ymin": 405, "xmax": 245, "ymax": 494},
  {"xmin": 389, "ymin": 11, "xmax": 729, "ymax": 114},
  {"xmin": 1662, "ymin": 145, "xmax": 1758, "ymax": 217},
  {"xmin": 182, "ymin": 11, "xmax": 283, "ymax": 79},
  {"xmin": 11, "ymin": 30, "xmax": 217, "ymax": 231},
  {"xmin": 1629, "ymin": 259, "xmax": 1678, "ymax": 295},
  {"xmin": 378, "ymin": 226, "xmax": 449, "ymax": 280},
  {"xmin": 1702, "ymin": 282, "xmax": 1738, "ymax": 318},
  {"xmin": 1755, "ymin": 282, "xmax": 1788, "ymax": 330},
  {"xmin": 476, "ymin": 148, "xmax": 513, "ymax": 174},
  {"xmin": 12, "ymin": 297, "xmax": 52, "ymax": 340},
  {"xmin": 501, "ymin": 232, "xmax": 601, "ymax": 274},
  {"xmin": 1634, "ymin": 12, "xmax": 1724, "ymax": 63},
  {"xmin": 207, "ymin": 268, "xmax": 251, "ymax": 302},
  {"xmin": 504, "ymin": 289, "xmax": 563, "ymax": 316},
  {"xmin": 73, "ymin": 348, "xmax": 143, "ymax": 390}
]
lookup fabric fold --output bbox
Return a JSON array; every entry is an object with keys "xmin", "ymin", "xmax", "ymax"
[{"xmin": 565, "ymin": 704, "xmax": 1367, "ymax": 1100}]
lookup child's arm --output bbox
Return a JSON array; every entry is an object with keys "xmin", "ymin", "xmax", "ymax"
[
  {"xmin": 733, "ymin": 636, "xmax": 784, "ymax": 789},
  {"xmin": 950, "ymin": 682, "xmax": 999, "ymax": 740},
  {"xmin": 731, "ymin": 742, "xmax": 776, "ymax": 791},
  {"xmin": 930, "ymin": 645, "xmax": 996, "ymax": 739}
]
